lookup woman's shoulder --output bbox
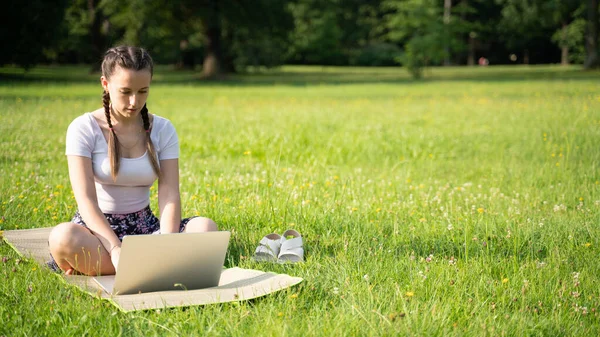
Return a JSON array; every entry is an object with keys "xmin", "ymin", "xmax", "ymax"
[
  {"xmin": 68, "ymin": 111, "xmax": 97, "ymax": 131},
  {"xmin": 151, "ymin": 114, "xmax": 176, "ymax": 133}
]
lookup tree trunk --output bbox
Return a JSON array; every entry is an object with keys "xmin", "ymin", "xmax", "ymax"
[
  {"xmin": 177, "ymin": 40, "xmax": 195, "ymax": 70},
  {"xmin": 201, "ymin": 0, "xmax": 222, "ymax": 79},
  {"xmin": 561, "ymin": 46, "xmax": 569, "ymax": 66},
  {"xmin": 443, "ymin": 0, "xmax": 452, "ymax": 66},
  {"xmin": 523, "ymin": 49, "xmax": 529, "ymax": 64},
  {"xmin": 467, "ymin": 32, "xmax": 475, "ymax": 66},
  {"xmin": 88, "ymin": 0, "xmax": 105, "ymax": 73},
  {"xmin": 560, "ymin": 23, "xmax": 569, "ymax": 66},
  {"xmin": 584, "ymin": 0, "xmax": 599, "ymax": 69}
]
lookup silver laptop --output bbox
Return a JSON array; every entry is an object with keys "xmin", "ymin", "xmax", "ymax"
[{"xmin": 94, "ymin": 231, "xmax": 230, "ymax": 295}]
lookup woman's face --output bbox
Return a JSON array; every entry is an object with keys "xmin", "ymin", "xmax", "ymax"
[{"xmin": 101, "ymin": 66, "xmax": 152, "ymax": 119}]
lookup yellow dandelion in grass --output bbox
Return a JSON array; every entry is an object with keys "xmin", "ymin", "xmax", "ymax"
[
  {"xmin": 243, "ymin": 151, "xmax": 251, "ymax": 155},
  {"xmin": 584, "ymin": 243, "xmax": 591, "ymax": 247},
  {"xmin": 477, "ymin": 208, "xmax": 484, "ymax": 214},
  {"xmin": 277, "ymin": 312, "xmax": 283, "ymax": 317},
  {"xmin": 502, "ymin": 278, "xmax": 509, "ymax": 284},
  {"xmin": 290, "ymin": 293, "xmax": 298, "ymax": 299},
  {"xmin": 419, "ymin": 218, "xmax": 426, "ymax": 223},
  {"xmin": 405, "ymin": 291, "xmax": 414, "ymax": 297}
]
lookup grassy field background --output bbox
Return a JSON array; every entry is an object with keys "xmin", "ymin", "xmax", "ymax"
[{"xmin": 1, "ymin": 65, "xmax": 600, "ymax": 336}]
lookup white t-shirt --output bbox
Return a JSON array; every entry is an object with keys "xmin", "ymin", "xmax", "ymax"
[{"xmin": 65, "ymin": 112, "xmax": 179, "ymax": 214}]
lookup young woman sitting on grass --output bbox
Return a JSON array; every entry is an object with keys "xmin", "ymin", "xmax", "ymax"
[{"xmin": 47, "ymin": 46, "xmax": 217, "ymax": 276}]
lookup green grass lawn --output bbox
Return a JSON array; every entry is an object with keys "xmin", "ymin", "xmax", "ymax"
[{"xmin": 1, "ymin": 64, "xmax": 600, "ymax": 336}]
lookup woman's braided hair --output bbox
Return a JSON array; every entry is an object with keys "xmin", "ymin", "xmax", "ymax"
[{"xmin": 101, "ymin": 46, "xmax": 160, "ymax": 181}]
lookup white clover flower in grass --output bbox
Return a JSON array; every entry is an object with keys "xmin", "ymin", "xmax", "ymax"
[{"xmin": 553, "ymin": 204, "xmax": 567, "ymax": 212}]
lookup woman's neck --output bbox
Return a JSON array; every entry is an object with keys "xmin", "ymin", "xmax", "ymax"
[{"xmin": 110, "ymin": 109, "xmax": 141, "ymax": 127}]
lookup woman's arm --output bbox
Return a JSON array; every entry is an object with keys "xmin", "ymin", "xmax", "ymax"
[
  {"xmin": 157, "ymin": 158, "xmax": 181, "ymax": 233},
  {"xmin": 67, "ymin": 155, "xmax": 121, "ymax": 253}
]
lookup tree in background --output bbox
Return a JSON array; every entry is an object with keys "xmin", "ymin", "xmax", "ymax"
[
  {"xmin": 1, "ymin": 0, "xmax": 68, "ymax": 69},
  {"xmin": 61, "ymin": 0, "xmax": 111, "ymax": 70},
  {"xmin": 286, "ymin": 0, "xmax": 401, "ymax": 67},
  {"xmin": 546, "ymin": 2, "xmax": 586, "ymax": 66},
  {"xmin": 496, "ymin": 0, "xmax": 547, "ymax": 64},
  {"xmin": 584, "ymin": 0, "xmax": 599, "ymax": 69},
  {"xmin": 220, "ymin": 0, "xmax": 294, "ymax": 74},
  {"xmin": 4, "ymin": 0, "xmax": 598, "ymax": 73},
  {"xmin": 103, "ymin": 0, "xmax": 205, "ymax": 69},
  {"xmin": 384, "ymin": 0, "xmax": 470, "ymax": 78},
  {"xmin": 287, "ymin": 0, "xmax": 345, "ymax": 65},
  {"xmin": 107, "ymin": 0, "xmax": 293, "ymax": 78},
  {"xmin": 496, "ymin": 0, "xmax": 592, "ymax": 66},
  {"xmin": 47, "ymin": 0, "xmax": 293, "ymax": 77}
]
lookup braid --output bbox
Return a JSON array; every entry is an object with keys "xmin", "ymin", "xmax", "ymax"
[
  {"xmin": 103, "ymin": 91, "xmax": 120, "ymax": 181},
  {"xmin": 141, "ymin": 104, "xmax": 161, "ymax": 177},
  {"xmin": 141, "ymin": 104, "xmax": 150, "ymax": 131}
]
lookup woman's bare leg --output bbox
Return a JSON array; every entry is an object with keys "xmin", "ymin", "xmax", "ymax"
[
  {"xmin": 48, "ymin": 222, "xmax": 115, "ymax": 276},
  {"xmin": 183, "ymin": 217, "xmax": 218, "ymax": 233}
]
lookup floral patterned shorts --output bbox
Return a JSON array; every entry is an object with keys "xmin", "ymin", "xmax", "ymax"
[{"xmin": 71, "ymin": 205, "xmax": 196, "ymax": 240}]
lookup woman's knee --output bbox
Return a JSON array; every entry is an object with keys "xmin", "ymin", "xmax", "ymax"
[
  {"xmin": 185, "ymin": 217, "xmax": 218, "ymax": 233},
  {"xmin": 48, "ymin": 222, "xmax": 87, "ymax": 254}
]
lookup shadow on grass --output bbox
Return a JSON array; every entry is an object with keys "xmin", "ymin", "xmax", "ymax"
[{"xmin": 1, "ymin": 64, "xmax": 599, "ymax": 87}]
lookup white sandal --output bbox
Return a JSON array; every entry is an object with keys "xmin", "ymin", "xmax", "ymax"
[
  {"xmin": 278, "ymin": 229, "xmax": 304, "ymax": 263},
  {"xmin": 253, "ymin": 233, "xmax": 282, "ymax": 261}
]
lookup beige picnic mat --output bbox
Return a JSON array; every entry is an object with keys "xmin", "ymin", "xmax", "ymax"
[{"xmin": 1, "ymin": 227, "xmax": 303, "ymax": 312}]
